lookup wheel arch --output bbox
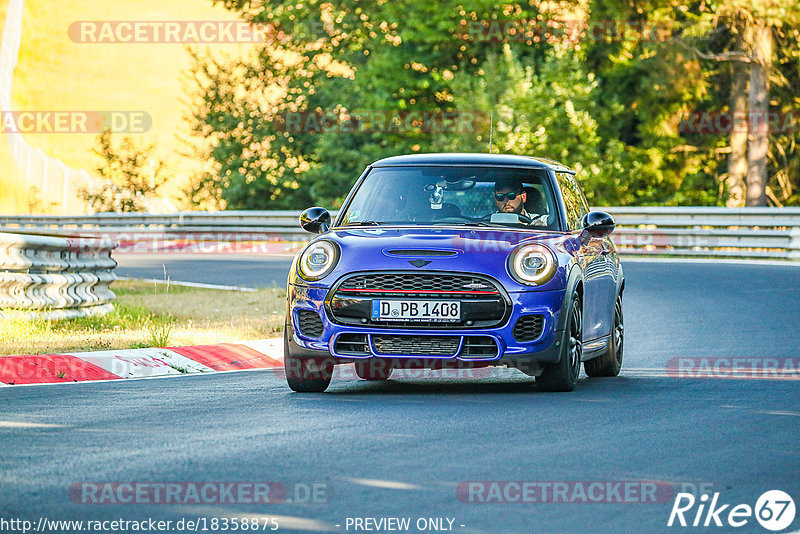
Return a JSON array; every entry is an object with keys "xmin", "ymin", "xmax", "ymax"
[{"xmin": 555, "ymin": 264, "xmax": 583, "ymax": 332}]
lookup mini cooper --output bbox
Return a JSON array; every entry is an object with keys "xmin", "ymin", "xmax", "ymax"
[{"xmin": 284, "ymin": 153, "xmax": 624, "ymax": 392}]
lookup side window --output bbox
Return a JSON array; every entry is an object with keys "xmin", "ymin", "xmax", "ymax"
[
  {"xmin": 556, "ymin": 172, "xmax": 584, "ymax": 230},
  {"xmin": 572, "ymin": 176, "xmax": 591, "ymax": 215}
]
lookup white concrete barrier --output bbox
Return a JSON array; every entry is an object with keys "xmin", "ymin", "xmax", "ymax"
[{"xmin": 0, "ymin": 232, "xmax": 117, "ymax": 318}]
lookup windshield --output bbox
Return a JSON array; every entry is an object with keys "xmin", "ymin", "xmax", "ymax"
[{"xmin": 337, "ymin": 166, "xmax": 560, "ymax": 230}]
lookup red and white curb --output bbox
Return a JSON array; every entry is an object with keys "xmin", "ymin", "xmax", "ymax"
[{"xmin": 0, "ymin": 338, "xmax": 284, "ymax": 386}]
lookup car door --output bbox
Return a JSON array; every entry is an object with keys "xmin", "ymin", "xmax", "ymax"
[{"xmin": 556, "ymin": 172, "xmax": 613, "ymax": 343}]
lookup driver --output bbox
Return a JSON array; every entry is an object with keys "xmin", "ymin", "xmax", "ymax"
[{"xmin": 494, "ymin": 178, "xmax": 547, "ymax": 225}]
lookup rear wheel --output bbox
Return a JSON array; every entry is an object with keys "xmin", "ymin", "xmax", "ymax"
[
  {"xmin": 355, "ymin": 359, "xmax": 393, "ymax": 380},
  {"xmin": 284, "ymin": 329, "xmax": 333, "ymax": 392},
  {"xmin": 537, "ymin": 291, "xmax": 582, "ymax": 392},
  {"xmin": 584, "ymin": 295, "xmax": 623, "ymax": 377}
]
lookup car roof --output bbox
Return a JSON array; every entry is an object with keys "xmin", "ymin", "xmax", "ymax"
[{"xmin": 371, "ymin": 153, "xmax": 575, "ymax": 173}]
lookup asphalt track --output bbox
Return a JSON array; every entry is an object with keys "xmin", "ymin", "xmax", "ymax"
[
  {"xmin": 1, "ymin": 259, "xmax": 799, "ymax": 533},
  {"xmin": 114, "ymin": 253, "xmax": 295, "ymax": 289}
]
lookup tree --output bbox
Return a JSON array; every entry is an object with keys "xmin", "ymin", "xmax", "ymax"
[
  {"xmin": 665, "ymin": 0, "xmax": 800, "ymax": 206},
  {"xmin": 191, "ymin": 1, "xmax": 556, "ymax": 208},
  {"xmin": 80, "ymin": 129, "xmax": 168, "ymax": 212},
  {"xmin": 190, "ymin": 0, "xmax": 800, "ymax": 208},
  {"xmin": 727, "ymin": 22, "xmax": 748, "ymax": 207}
]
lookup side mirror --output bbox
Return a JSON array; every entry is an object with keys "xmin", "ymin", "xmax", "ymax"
[
  {"xmin": 581, "ymin": 211, "xmax": 615, "ymax": 239},
  {"xmin": 300, "ymin": 207, "xmax": 331, "ymax": 234}
]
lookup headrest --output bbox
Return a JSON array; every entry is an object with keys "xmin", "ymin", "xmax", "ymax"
[{"xmin": 524, "ymin": 186, "xmax": 547, "ymax": 214}]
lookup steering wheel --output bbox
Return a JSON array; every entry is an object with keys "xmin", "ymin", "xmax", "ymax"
[{"xmin": 516, "ymin": 213, "xmax": 533, "ymax": 224}]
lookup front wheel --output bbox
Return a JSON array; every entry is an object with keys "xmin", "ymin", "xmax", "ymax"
[
  {"xmin": 584, "ymin": 295, "xmax": 623, "ymax": 377},
  {"xmin": 284, "ymin": 330, "xmax": 334, "ymax": 392},
  {"xmin": 537, "ymin": 291, "xmax": 582, "ymax": 392}
]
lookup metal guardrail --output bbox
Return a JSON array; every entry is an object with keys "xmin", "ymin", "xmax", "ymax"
[
  {"xmin": 0, "ymin": 211, "xmax": 314, "ymax": 241},
  {"xmin": 0, "ymin": 232, "xmax": 117, "ymax": 319},
  {"xmin": 608, "ymin": 207, "xmax": 800, "ymax": 260},
  {"xmin": 0, "ymin": 207, "xmax": 799, "ymax": 261}
]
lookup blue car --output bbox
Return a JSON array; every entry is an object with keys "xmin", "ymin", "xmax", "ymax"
[{"xmin": 284, "ymin": 153, "xmax": 624, "ymax": 392}]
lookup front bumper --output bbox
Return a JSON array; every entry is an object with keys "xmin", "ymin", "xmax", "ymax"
[{"xmin": 286, "ymin": 283, "xmax": 567, "ymax": 366}]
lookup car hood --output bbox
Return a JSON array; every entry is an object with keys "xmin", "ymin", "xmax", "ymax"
[{"xmin": 294, "ymin": 226, "xmax": 575, "ymax": 291}]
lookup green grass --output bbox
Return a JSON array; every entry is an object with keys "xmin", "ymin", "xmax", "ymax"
[{"xmin": 0, "ymin": 280, "xmax": 285, "ymax": 356}]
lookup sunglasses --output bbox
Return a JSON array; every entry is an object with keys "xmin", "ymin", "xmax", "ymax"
[{"xmin": 494, "ymin": 191, "xmax": 522, "ymax": 202}]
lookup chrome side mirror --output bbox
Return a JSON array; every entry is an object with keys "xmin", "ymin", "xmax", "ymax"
[
  {"xmin": 300, "ymin": 207, "xmax": 331, "ymax": 234},
  {"xmin": 581, "ymin": 211, "xmax": 615, "ymax": 239}
]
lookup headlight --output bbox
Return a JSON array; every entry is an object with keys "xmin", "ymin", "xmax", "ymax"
[
  {"xmin": 298, "ymin": 240, "xmax": 339, "ymax": 281},
  {"xmin": 508, "ymin": 243, "xmax": 557, "ymax": 285}
]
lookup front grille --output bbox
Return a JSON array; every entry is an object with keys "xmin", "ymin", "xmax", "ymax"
[
  {"xmin": 334, "ymin": 333, "xmax": 369, "ymax": 355},
  {"xmin": 329, "ymin": 272, "xmax": 509, "ymax": 329},
  {"xmin": 339, "ymin": 273, "xmax": 498, "ymax": 295},
  {"xmin": 332, "ymin": 333, "xmax": 499, "ymax": 359},
  {"xmin": 513, "ymin": 314, "xmax": 545, "ymax": 342},
  {"xmin": 461, "ymin": 336, "xmax": 499, "ymax": 358},
  {"xmin": 372, "ymin": 335, "xmax": 460, "ymax": 356},
  {"xmin": 297, "ymin": 310, "xmax": 324, "ymax": 338}
]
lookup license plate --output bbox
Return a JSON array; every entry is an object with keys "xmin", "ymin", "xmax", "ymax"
[{"xmin": 371, "ymin": 300, "xmax": 461, "ymax": 322}]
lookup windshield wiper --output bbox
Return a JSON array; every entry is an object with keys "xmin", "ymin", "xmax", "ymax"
[
  {"xmin": 342, "ymin": 220, "xmax": 382, "ymax": 226},
  {"xmin": 458, "ymin": 222, "xmax": 496, "ymax": 227},
  {"xmin": 431, "ymin": 221, "xmax": 495, "ymax": 227}
]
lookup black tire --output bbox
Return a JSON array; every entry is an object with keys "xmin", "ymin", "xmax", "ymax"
[
  {"xmin": 584, "ymin": 295, "xmax": 623, "ymax": 377},
  {"xmin": 354, "ymin": 358, "xmax": 393, "ymax": 381},
  {"xmin": 537, "ymin": 291, "xmax": 582, "ymax": 392},
  {"xmin": 284, "ymin": 329, "xmax": 333, "ymax": 392}
]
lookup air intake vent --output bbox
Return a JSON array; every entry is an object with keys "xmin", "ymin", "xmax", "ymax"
[
  {"xmin": 372, "ymin": 335, "xmax": 460, "ymax": 356},
  {"xmin": 334, "ymin": 333, "xmax": 369, "ymax": 355},
  {"xmin": 297, "ymin": 310, "xmax": 324, "ymax": 338},
  {"xmin": 513, "ymin": 315, "xmax": 545, "ymax": 342},
  {"xmin": 461, "ymin": 336, "xmax": 499, "ymax": 358}
]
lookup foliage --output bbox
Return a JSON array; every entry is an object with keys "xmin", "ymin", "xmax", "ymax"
[
  {"xmin": 187, "ymin": 0, "xmax": 800, "ymax": 208},
  {"xmin": 80, "ymin": 129, "xmax": 169, "ymax": 212}
]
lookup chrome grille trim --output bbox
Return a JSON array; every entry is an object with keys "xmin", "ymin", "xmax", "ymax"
[{"xmin": 327, "ymin": 271, "xmax": 511, "ymax": 330}]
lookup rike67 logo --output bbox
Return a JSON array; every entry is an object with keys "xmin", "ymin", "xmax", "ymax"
[{"xmin": 668, "ymin": 490, "xmax": 795, "ymax": 531}]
